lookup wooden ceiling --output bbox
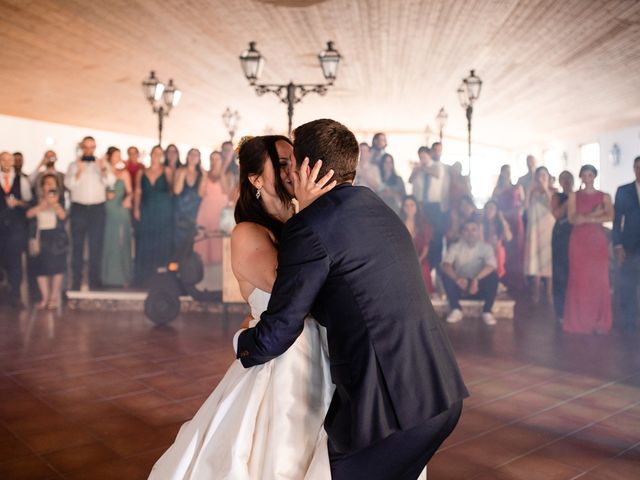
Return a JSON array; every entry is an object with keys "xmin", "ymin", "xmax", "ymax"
[{"xmin": 1, "ymin": 0, "xmax": 639, "ymax": 149}]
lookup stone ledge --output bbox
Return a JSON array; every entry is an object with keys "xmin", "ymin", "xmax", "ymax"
[
  {"xmin": 431, "ymin": 296, "xmax": 515, "ymax": 319},
  {"xmin": 65, "ymin": 291, "xmax": 515, "ymax": 319}
]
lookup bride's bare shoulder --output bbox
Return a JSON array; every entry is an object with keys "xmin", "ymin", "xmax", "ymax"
[
  {"xmin": 230, "ymin": 222, "xmax": 278, "ymax": 292},
  {"xmin": 230, "ymin": 222, "xmax": 277, "ymax": 262},
  {"xmin": 231, "ymin": 222, "xmax": 274, "ymax": 246}
]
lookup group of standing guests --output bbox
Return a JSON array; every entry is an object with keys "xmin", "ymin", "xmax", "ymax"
[
  {"xmin": 71, "ymin": 138, "xmax": 235, "ymax": 290},
  {"xmin": 356, "ymin": 135, "xmax": 472, "ymax": 296},
  {"xmin": 357, "ymin": 137, "xmax": 639, "ymax": 334},
  {"xmin": 488, "ymin": 155, "xmax": 640, "ymax": 334},
  {"xmin": 0, "ymin": 136, "xmax": 236, "ymax": 309}
]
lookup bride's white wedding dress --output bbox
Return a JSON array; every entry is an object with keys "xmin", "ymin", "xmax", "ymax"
[{"xmin": 149, "ymin": 288, "xmax": 334, "ymax": 479}]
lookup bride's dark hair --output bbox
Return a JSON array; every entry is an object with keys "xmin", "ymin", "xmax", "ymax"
[{"xmin": 234, "ymin": 135, "xmax": 293, "ymax": 238}]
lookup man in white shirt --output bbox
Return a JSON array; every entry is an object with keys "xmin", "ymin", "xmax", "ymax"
[
  {"xmin": 441, "ymin": 220, "xmax": 499, "ymax": 326},
  {"xmin": 30, "ymin": 150, "xmax": 66, "ymax": 202},
  {"xmin": 424, "ymin": 142, "xmax": 450, "ymax": 272},
  {"xmin": 65, "ymin": 136, "xmax": 115, "ymax": 290},
  {"xmin": 517, "ymin": 155, "xmax": 536, "ymax": 195},
  {"xmin": 1, "ymin": 151, "xmax": 33, "ymax": 307}
]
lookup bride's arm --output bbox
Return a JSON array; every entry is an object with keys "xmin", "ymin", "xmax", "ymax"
[{"xmin": 230, "ymin": 222, "xmax": 278, "ymax": 294}]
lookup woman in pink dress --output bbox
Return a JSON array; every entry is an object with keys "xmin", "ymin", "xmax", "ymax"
[
  {"xmin": 492, "ymin": 164, "xmax": 526, "ymax": 293},
  {"xmin": 564, "ymin": 164, "xmax": 614, "ymax": 334},
  {"xmin": 194, "ymin": 151, "xmax": 229, "ymax": 270}
]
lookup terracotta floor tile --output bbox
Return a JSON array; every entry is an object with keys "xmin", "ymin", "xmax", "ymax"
[
  {"xmin": 535, "ymin": 434, "xmax": 621, "ymax": 471},
  {"xmin": 39, "ymin": 386, "xmax": 102, "ymax": 406},
  {"xmin": 127, "ymin": 447, "xmax": 167, "ymax": 472},
  {"xmin": 86, "ymin": 379, "xmax": 150, "ymax": 399},
  {"xmin": 0, "ymin": 394, "xmax": 53, "ymax": 420},
  {"xmin": 137, "ymin": 371, "xmax": 188, "ymax": 390},
  {"xmin": 0, "ymin": 454, "xmax": 60, "ymax": 480},
  {"xmin": 515, "ymin": 410, "xmax": 587, "ymax": 440},
  {"xmin": 427, "ymin": 449, "xmax": 491, "ymax": 479},
  {"xmin": 85, "ymin": 413, "xmax": 157, "ymax": 439},
  {"xmin": 135, "ymin": 402, "xmax": 194, "ymax": 427},
  {"xmin": 3, "ymin": 411, "xmax": 74, "ymax": 436},
  {"xmin": 598, "ymin": 381, "xmax": 640, "ymax": 400},
  {"xmin": 98, "ymin": 424, "xmax": 179, "ymax": 457},
  {"xmin": 112, "ymin": 391, "xmax": 176, "ymax": 416},
  {"xmin": 493, "ymin": 452, "xmax": 583, "ymax": 480},
  {"xmin": 572, "ymin": 390, "xmax": 638, "ymax": 414},
  {"xmin": 48, "ymin": 398, "xmax": 127, "ymax": 421},
  {"xmin": 42, "ymin": 441, "xmax": 119, "ymax": 473},
  {"xmin": 441, "ymin": 409, "xmax": 508, "ymax": 448},
  {"xmin": 19, "ymin": 425, "xmax": 96, "ymax": 454},
  {"xmin": 149, "ymin": 380, "xmax": 213, "ymax": 401},
  {"xmin": 583, "ymin": 447, "xmax": 640, "ymax": 480},
  {"xmin": 445, "ymin": 423, "xmax": 557, "ymax": 470},
  {"xmin": 2, "ymin": 305, "xmax": 640, "ymax": 478},
  {"xmin": 0, "ymin": 436, "xmax": 32, "ymax": 463},
  {"xmin": 179, "ymin": 394, "xmax": 213, "ymax": 415},
  {"xmin": 64, "ymin": 457, "xmax": 149, "ymax": 480}
]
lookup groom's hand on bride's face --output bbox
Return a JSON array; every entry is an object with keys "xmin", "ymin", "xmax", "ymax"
[{"xmin": 291, "ymin": 157, "xmax": 337, "ymax": 212}]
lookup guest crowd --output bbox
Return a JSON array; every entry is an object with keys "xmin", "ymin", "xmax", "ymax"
[
  {"xmin": 0, "ymin": 137, "xmax": 236, "ymax": 310},
  {"xmin": 0, "ymin": 132, "xmax": 638, "ymax": 334},
  {"xmin": 354, "ymin": 133, "xmax": 640, "ymax": 334}
]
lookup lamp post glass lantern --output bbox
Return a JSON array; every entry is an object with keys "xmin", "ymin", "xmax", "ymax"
[
  {"xmin": 222, "ymin": 107, "xmax": 241, "ymax": 142},
  {"xmin": 457, "ymin": 69, "xmax": 482, "ymax": 177},
  {"xmin": 435, "ymin": 107, "xmax": 448, "ymax": 143},
  {"xmin": 142, "ymin": 71, "xmax": 181, "ymax": 146},
  {"xmin": 239, "ymin": 41, "xmax": 341, "ymax": 135}
]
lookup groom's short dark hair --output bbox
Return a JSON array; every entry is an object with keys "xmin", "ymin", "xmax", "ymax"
[{"xmin": 293, "ymin": 119, "xmax": 359, "ymax": 184}]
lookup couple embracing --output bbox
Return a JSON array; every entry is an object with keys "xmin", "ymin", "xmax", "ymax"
[{"xmin": 150, "ymin": 119, "xmax": 468, "ymax": 480}]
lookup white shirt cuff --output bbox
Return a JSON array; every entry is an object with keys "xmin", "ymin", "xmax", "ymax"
[{"xmin": 232, "ymin": 328, "xmax": 247, "ymax": 355}]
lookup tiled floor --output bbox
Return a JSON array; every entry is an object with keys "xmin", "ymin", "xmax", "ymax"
[{"xmin": 0, "ymin": 300, "xmax": 638, "ymax": 479}]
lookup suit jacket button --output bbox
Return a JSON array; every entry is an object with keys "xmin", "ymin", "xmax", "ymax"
[{"xmin": 240, "ymin": 351, "xmax": 249, "ymax": 358}]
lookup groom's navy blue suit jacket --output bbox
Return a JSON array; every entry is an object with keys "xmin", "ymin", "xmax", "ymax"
[{"xmin": 237, "ymin": 184, "xmax": 469, "ymax": 454}]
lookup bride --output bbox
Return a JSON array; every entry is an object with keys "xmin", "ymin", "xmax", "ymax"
[{"xmin": 148, "ymin": 135, "xmax": 336, "ymax": 479}]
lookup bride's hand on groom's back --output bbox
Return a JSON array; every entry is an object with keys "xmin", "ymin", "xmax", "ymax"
[{"xmin": 291, "ymin": 157, "xmax": 337, "ymax": 212}]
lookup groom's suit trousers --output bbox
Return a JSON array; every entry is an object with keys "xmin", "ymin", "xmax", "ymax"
[{"xmin": 328, "ymin": 400, "xmax": 463, "ymax": 480}]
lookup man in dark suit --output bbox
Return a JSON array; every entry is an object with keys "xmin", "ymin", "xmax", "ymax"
[
  {"xmin": 613, "ymin": 155, "xmax": 640, "ymax": 332},
  {"xmin": 237, "ymin": 119, "xmax": 468, "ymax": 479}
]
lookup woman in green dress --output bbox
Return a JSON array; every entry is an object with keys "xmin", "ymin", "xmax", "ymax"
[
  {"xmin": 134, "ymin": 145, "xmax": 174, "ymax": 287},
  {"xmin": 102, "ymin": 147, "xmax": 133, "ymax": 287}
]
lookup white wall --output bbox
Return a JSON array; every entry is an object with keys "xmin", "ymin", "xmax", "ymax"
[
  {"xmin": 2, "ymin": 114, "xmax": 638, "ymax": 201},
  {"xmin": 597, "ymin": 124, "xmax": 640, "ymax": 195},
  {"xmin": 0, "ymin": 114, "xmax": 220, "ymax": 173},
  {"xmin": 516, "ymin": 123, "xmax": 640, "ymax": 197}
]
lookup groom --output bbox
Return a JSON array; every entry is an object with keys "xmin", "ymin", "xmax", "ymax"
[{"xmin": 237, "ymin": 119, "xmax": 468, "ymax": 479}]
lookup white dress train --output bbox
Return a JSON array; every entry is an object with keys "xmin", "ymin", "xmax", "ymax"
[{"xmin": 149, "ymin": 288, "xmax": 334, "ymax": 479}]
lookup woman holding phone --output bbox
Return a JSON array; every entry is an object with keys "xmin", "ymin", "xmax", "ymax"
[{"xmin": 26, "ymin": 174, "xmax": 69, "ymax": 309}]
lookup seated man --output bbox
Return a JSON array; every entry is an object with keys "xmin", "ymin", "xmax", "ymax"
[{"xmin": 441, "ymin": 220, "xmax": 499, "ymax": 325}]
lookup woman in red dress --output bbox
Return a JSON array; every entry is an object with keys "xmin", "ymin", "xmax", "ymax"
[
  {"xmin": 492, "ymin": 164, "xmax": 526, "ymax": 292},
  {"xmin": 401, "ymin": 195, "xmax": 434, "ymax": 293},
  {"xmin": 564, "ymin": 164, "xmax": 614, "ymax": 334}
]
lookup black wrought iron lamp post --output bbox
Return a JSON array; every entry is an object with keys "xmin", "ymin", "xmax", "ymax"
[
  {"xmin": 239, "ymin": 41, "xmax": 341, "ymax": 135},
  {"xmin": 142, "ymin": 71, "xmax": 182, "ymax": 146},
  {"xmin": 457, "ymin": 70, "xmax": 482, "ymax": 177}
]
